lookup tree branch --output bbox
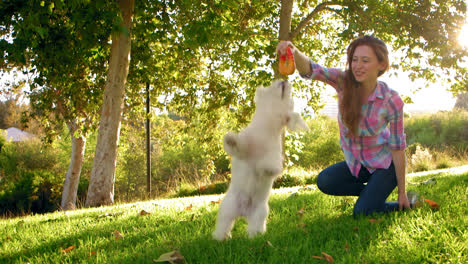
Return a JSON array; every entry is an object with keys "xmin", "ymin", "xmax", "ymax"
[{"xmin": 290, "ymin": 1, "xmax": 347, "ymax": 40}]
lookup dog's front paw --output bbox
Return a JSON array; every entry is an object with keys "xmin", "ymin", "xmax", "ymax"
[
  {"xmin": 286, "ymin": 112, "xmax": 308, "ymax": 132},
  {"xmin": 223, "ymin": 132, "xmax": 239, "ymax": 157}
]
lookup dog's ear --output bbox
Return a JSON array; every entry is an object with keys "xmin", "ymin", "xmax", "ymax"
[{"xmin": 286, "ymin": 112, "xmax": 308, "ymax": 132}]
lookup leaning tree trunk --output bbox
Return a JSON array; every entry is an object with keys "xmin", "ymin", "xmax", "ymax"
[
  {"xmin": 61, "ymin": 122, "xmax": 86, "ymax": 210},
  {"xmin": 85, "ymin": 0, "xmax": 135, "ymax": 207},
  {"xmin": 278, "ymin": 0, "xmax": 294, "ymax": 159}
]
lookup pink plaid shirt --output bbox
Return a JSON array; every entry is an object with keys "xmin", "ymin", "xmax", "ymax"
[{"xmin": 302, "ymin": 60, "xmax": 407, "ymax": 177}]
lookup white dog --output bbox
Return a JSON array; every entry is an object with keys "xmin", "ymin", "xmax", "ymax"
[{"xmin": 213, "ymin": 80, "xmax": 308, "ymax": 241}]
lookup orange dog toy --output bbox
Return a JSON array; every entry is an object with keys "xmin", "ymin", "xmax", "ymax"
[{"xmin": 279, "ymin": 47, "xmax": 295, "ymax": 75}]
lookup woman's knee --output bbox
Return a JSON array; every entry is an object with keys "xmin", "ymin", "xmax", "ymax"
[{"xmin": 316, "ymin": 171, "xmax": 331, "ymax": 194}]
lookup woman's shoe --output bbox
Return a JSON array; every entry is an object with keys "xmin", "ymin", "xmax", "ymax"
[{"xmin": 407, "ymin": 190, "xmax": 424, "ymax": 209}]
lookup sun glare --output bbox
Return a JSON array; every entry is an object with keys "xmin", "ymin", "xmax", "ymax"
[{"xmin": 458, "ymin": 23, "xmax": 468, "ymax": 48}]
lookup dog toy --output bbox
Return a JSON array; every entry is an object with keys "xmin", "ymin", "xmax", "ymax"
[{"xmin": 279, "ymin": 46, "xmax": 295, "ymax": 76}]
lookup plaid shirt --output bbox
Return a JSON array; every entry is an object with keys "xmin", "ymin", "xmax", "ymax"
[{"xmin": 302, "ymin": 60, "xmax": 407, "ymax": 177}]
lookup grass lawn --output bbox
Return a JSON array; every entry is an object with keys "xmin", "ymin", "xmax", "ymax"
[{"xmin": 0, "ymin": 171, "xmax": 467, "ymax": 263}]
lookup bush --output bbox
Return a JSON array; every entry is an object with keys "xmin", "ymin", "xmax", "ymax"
[
  {"xmin": 405, "ymin": 109, "xmax": 468, "ymax": 150},
  {"xmin": 0, "ymin": 170, "xmax": 61, "ymax": 215},
  {"xmin": 0, "ymin": 139, "xmax": 65, "ymax": 216},
  {"xmin": 288, "ymin": 115, "xmax": 343, "ymax": 170},
  {"xmin": 409, "ymin": 144, "xmax": 433, "ymax": 172},
  {"xmin": 0, "ymin": 130, "xmax": 5, "ymax": 153}
]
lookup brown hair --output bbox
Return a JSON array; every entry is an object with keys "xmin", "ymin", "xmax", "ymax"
[{"xmin": 340, "ymin": 35, "xmax": 389, "ymax": 136}]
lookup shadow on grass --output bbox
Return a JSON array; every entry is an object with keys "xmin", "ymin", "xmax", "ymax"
[{"xmin": 3, "ymin": 172, "xmax": 466, "ymax": 263}]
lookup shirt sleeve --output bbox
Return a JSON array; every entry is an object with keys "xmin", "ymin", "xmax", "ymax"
[
  {"xmin": 300, "ymin": 59, "xmax": 345, "ymax": 92},
  {"xmin": 387, "ymin": 92, "xmax": 407, "ymax": 150}
]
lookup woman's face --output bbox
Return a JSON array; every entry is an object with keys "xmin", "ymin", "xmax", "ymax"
[{"xmin": 351, "ymin": 45, "xmax": 385, "ymax": 86}]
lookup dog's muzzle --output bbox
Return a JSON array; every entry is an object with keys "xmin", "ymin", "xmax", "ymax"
[{"xmin": 281, "ymin": 81, "xmax": 287, "ymax": 99}]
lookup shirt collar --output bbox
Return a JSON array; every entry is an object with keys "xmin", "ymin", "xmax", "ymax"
[{"xmin": 368, "ymin": 82, "xmax": 385, "ymax": 102}]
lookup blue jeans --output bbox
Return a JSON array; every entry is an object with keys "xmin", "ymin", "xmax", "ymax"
[{"xmin": 317, "ymin": 161, "xmax": 399, "ymax": 217}]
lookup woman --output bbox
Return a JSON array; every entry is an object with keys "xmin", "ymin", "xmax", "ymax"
[{"xmin": 277, "ymin": 35, "xmax": 420, "ymax": 216}]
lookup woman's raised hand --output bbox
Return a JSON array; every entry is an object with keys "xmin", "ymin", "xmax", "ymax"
[{"xmin": 276, "ymin": 40, "xmax": 296, "ymax": 56}]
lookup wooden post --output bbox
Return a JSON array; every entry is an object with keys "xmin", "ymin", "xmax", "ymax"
[{"xmin": 146, "ymin": 82, "xmax": 151, "ymax": 196}]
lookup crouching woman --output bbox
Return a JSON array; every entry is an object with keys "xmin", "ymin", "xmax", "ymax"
[{"xmin": 277, "ymin": 35, "xmax": 420, "ymax": 216}]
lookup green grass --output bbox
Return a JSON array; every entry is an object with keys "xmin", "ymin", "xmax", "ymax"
[{"xmin": 1, "ymin": 172, "xmax": 467, "ymax": 264}]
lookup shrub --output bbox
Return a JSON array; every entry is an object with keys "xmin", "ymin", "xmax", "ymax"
[
  {"xmin": 273, "ymin": 172, "xmax": 306, "ymax": 188},
  {"xmin": 0, "ymin": 170, "xmax": 61, "ymax": 215},
  {"xmin": 0, "ymin": 139, "xmax": 66, "ymax": 215},
  {"xmin": 177, "ymin": 182, "xmax": 229, "ymax": 197},
  {"xmin": 409, "ymin": 145, "xmax": 433, "ymax": 172},
  {"xmin": 0, "ymin": 130, "xmax": 5, "ymax": 153},
  {"xmin": 405, "ymin": 109, "xmax": 468, "ymax": 150},
  {"xmin": 288, "ymin": 115, "xmax": 343, "ymax": 169}
]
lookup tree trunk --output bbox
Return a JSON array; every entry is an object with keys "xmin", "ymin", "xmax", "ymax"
[
  {"xmin": 278, "ymin": 0, "xmax": 294, "ymax": 159},
  {"xmin": 278, "ymin": 0, "xmax": 293, "ymax": 41},
  {"xmin": 85, "ymin": 0, "xmax": 135, "ymax": 207},
  {"xmin": 61, "ymin": 124, "xmax": 86, "ymax": 210}
]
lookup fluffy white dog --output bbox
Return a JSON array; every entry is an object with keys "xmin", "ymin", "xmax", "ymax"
[{"xmin": 213, "ymin": 80, "xmax": 308, "ymax": 241}]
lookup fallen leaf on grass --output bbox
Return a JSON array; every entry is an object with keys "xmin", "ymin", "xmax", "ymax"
[
  {"xmin": 424, "ymin": 198, "xmax": 439, "ymax": 209},
  {"xmin": 297, "ymin": 208, "xmax": 305, "ymax": 217},
  {"xmin": 312, "ymin": 252, "xmax": 334, "ymax": 263},
  {"xmin": 61, "ymin": 245, "xmax": 75, "ymax": 254},
  {"xmin": 154, "ymin": 250, "xmax": 185, "ymax": 263},
  {"xmin": 210, "ymin": 199, "xmax": 221, "ymax": 205},
  {"xmin": 321, "ymin": 252, "xmax": 334, "ymax": 263},
  {"xmin": 113, "ymin": 230, "xmax": 124, "ymax": 240},
  {"xmin": 297, "ymin": 222, "xmax": 306, "ymax": 229},
  {"xmin": 98, "ymin": 211, "xmax": 124, "ymax": 218},
  {"xmin": 140, "ymin": 210, "xmax": 151, "ymax": 215},
  {"xmin": 265, "ymin": 240, "xmax": 274, "ymax": 248},
  {"xmin": 368, "ymin": 218, "xmax": 382, "ymax": 223}
]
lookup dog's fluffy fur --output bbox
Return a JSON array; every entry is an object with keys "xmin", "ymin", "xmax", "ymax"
[{"xmin": 213, "ymin": 80, "xmax": 308, "ymax": 241}]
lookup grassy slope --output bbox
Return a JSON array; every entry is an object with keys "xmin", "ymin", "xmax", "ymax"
[{"xmin": 0, "ymin": 172, "xmax": 467, "ymax": 264}]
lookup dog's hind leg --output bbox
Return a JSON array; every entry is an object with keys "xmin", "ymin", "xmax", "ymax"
[
  {"xmin": 246, "ymin": 202, "xmax": 269, "ymax": 238},
  {"xmin": 213, "ymin": 194, "xmax": 238, "ymax": 241}
]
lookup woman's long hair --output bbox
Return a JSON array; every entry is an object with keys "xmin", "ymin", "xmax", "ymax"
[{"xmin": 340, "ymin": 35, "xmax": 389, "ymax": 136}]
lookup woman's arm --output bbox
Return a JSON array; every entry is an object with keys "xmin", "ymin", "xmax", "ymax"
[
  {"xmin": 276, "ymin": 41, "xmax": 344, "ymax": 90},
  {"xmin": 277, "ymin": 41, "xmax": 311, "ymax": 75},
  {"xmin": 391, "ymin": 149, "xmax": 410, "ymax": 210}
]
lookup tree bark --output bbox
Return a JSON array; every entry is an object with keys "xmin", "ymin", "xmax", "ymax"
[
  {"xmin": 278, "ymin": 0, "xmax": 294, "ymax": 41},
  {"xmin": 85, "ymin": 0, "xmax": 135, "ymax": 207},
  {"xmin": 61, "ymin": 123, "xmax": 86, "ymax": 210},
  {"xmin": 278, "ymin": 0, "xmax": 294, "ymax": 160}
]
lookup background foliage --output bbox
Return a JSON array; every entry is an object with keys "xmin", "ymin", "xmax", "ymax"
[{"xmin": 1, "ymin": 109, "xmax": 467, "ymax": 215}]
